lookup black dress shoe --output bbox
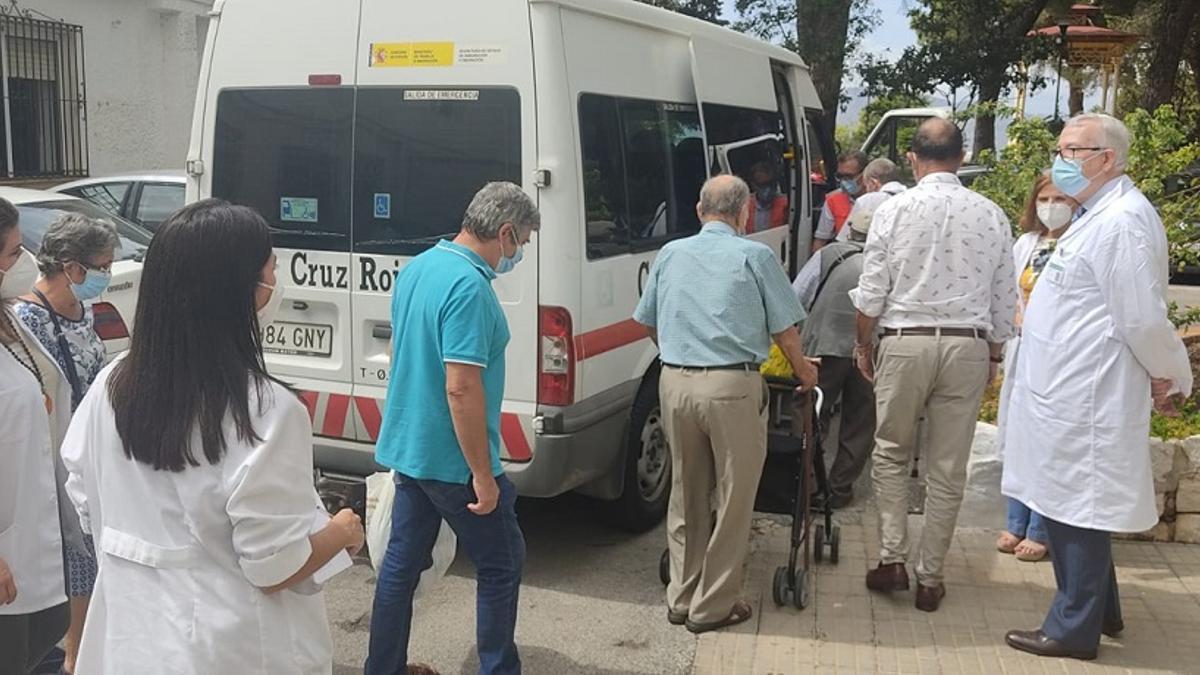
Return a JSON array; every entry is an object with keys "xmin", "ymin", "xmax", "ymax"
[
  {"xmin": 1102, "ymin": 619, "xmax": 1124, "ymax": 638},
  {"xmin": 915, "ymin": 583, "xmax": 946, "ymax": 612},
  {"xmin": 1005, "ymin": 629, "xmax": 1097, "ymax": 661}
]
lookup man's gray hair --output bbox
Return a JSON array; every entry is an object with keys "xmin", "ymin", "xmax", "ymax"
[
  {"xmin": 699, "ymin": 175, "xmax": 750, "ymax": 222},
  {"xmin": 36, "ymin": 212, "xmax": 119, "ymax": 275},
  {"xmin": 863, "ymin": 158, "xmax": 900, "ymax": 186},
  {"xmin": 462, "ymin": 182, "xmax": 540, "ymax": 240},
  {"xmin": 1066, "ymin": 113, "xmax": 1131, "ymax": 172}
]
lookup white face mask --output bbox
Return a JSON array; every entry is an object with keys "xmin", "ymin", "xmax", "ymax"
[
  {"xmin": 1036, "ymin": 201, "xmax": 1074, "ymax": 231},
  {"xmin": 0, "ymin": 249, "xmax": 38, "ymax": 300},
  {"xmin": 256, "ymin": 281, "xmax": 284, "ymax": 326}
]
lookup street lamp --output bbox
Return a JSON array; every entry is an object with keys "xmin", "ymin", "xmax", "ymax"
[{"xmin": 1053, "ymin": 21, "xmax": 1069, "ymax": 123}]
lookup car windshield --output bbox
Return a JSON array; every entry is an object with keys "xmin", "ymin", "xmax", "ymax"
[{"xmin": 17, "ymin": 199, "xmax": 152, "ymax": 262}]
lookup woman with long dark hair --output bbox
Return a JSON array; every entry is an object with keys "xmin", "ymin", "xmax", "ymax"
[
  {"xmin": 61, "ymin": 199, "xmax": 363, "ymax": 674},
  {"xmin": 0, "ymin": 197, "xmax": 78, "ymax": 675}
]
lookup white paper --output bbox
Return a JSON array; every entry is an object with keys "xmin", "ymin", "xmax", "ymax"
[{"xmin": 311, "ymin": 510, "xmax": 353, "ymax": 585}]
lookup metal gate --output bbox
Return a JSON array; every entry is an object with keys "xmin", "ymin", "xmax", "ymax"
[{"xmin": 0, "ymin": 9, "xmax": 87, "ymax": 179}]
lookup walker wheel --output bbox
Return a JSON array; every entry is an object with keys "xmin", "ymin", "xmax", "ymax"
[
  {"xmin": 814, "ymin": 525, "xmax": 825, "ymax": 563},
  {"xmin": 830, "ymin": 526, "xmax": 841, "ymax": 565},
  {"xmin": 794, "ymin": 569, "xmax": 813, "ymax": 610},
  {"xmin": 659, "ymin": 549, "xmax": 670, "ymax": 586},
  {"xmin": 772, "ymin": 566, "xmax": 789, "ymax": 607}
]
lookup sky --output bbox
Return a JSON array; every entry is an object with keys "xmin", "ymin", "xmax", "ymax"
[{"xmin": 720, "ymin": 0, "xmax": 1107, "ymax": 139}]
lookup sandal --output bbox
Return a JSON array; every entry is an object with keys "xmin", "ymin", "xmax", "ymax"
[
  {"xmin": 685, "ymin": 600, "xmax": 753, "ymax": 634},
  {"xmin": 1015, "ymin": 539, "xmax": 1048, "ymax": 562},
  {"xmin": 996, "ymin": 531, "xmax": 1021, "ymax": 554}
]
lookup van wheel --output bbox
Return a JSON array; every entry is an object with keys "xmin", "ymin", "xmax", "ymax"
[{"xmin": 612, "ymin": 370, "xmax": 671, "ymax": 532}]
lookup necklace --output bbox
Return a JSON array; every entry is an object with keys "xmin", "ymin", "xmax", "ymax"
[{"xmin": 1, "ymin": 309, "xmax": 52, "ymax": 414}]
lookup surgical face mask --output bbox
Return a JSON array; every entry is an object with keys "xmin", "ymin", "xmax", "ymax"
[
  {"xmin": 840, "ymin": 179, "xmax": 862, "ymax": 197},
  {"xmin": 69, "ymin": 264, "xmax": 112, "ymax": 301},
  {"xmin": 496, "ymin": 229, "xmax": 523, "ymax": 275},
  {"xmin": 1036, "ymin": 201, "xmax": 1073, "ymax": 231},
  {"xmin": 0, "ymin": 248, "xmax": 38, "ymax": 300},
  {"xmin": 1050, "ymin": 152, "xmax": 1103, "ymax": 198},
  {"xmin": 256, "ymin": 281, "xmax": 284, "ymax": 326},
  {"xmin": 755, "ymin": 186, "xmax": 776, "ymax": 204}
]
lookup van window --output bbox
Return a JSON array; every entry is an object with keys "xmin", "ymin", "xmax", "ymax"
[
  {"xmin": 580, "ymin": 94, "xmax": 704, "ymax": 260},
  {"xmin": 212, "ymin": 88, "xmax": 354, "ymax": 252},
  {"xmin": 703, "ymin": 103, "xmax": 790, "ymax": 232},
  {"xmin": 353, "ymin": 88, "xmax": 522, "ymax": 256}
]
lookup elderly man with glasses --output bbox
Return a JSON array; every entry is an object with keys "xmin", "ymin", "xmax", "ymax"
[{"xmin": 1002, "ymin": 114, "xmax": 1193, "ymax": 661}]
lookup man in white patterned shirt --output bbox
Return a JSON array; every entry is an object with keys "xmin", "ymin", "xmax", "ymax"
[{"xmin": 850, "ymin": 118, "xmax": 1018, "ymax": 612}]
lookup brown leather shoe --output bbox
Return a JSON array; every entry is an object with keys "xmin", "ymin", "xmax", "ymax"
[
  {"xmin": 1005, "ymin": 629, "xmax": 1097, "ymax": 660},
  {"xmin": 865, "ymin": 562, "xmax": 910, "ymax": 592},
  {"xmin": 914, "ymin": 583, "xmax": 946, "ymax": 612}
]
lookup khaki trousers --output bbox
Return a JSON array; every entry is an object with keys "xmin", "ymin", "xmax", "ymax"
[
  {"xmin": 872, "ymin": 334, "xmax": 988, "ymax": 587},
  {"xmin": 661, "ymin": 367, "xmax": 767, "ymax": 624}
]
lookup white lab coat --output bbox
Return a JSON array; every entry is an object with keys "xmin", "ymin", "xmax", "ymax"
[
  {"xmin": 62, "ymin": 364, "xmax": 333, "ymax": 674},
  {"xmin": 994, "ymin": 231, "xmax": 1043, "ymax": 459},
  {"xmin": 1002, "ymin": 176, "xmax": 1193, "ymax": 533},
  {"xmin": 0, "ymin": 318, "xmax": 74, "ymax": 616}
]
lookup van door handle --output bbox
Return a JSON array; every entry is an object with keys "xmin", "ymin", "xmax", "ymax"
[
  {"xmin": 291, "ymin": 300, "xmax": 309, "ymax": 311},
  {"xmin": 372, "ymin": 324, "xmax": 393, "ymax": 340}
]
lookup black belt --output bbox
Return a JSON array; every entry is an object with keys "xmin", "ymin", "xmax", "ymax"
[
  {"xmin": 882, "ymin": 327, "xmax": 982, "ymax": 338},
  {"xmin": 662, "ymin": 362, "xmax": 758, "ymax": 372}
]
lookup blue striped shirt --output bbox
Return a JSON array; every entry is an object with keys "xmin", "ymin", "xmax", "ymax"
[{"xmin": 633, "ymin": 222, "xmax": 805, "ymax": 366}]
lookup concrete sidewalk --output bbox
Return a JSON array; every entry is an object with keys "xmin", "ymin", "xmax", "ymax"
[{"xmin": 692, "ymin": 507, "xmax": 1200, "ymax": 674}]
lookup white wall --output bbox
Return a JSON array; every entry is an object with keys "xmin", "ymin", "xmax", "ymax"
[{"xmin": 30, "ymin": 0, "xmax": 211, "ymax": 175}]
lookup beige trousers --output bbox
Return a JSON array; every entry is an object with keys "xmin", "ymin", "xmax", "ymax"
[
  {"xmin": 661, "ymin": 367, "xmax": 768, "ymax": 624},
  {"xmin": 872, "ymin": 334, "xmax": 989, "ymax": 587}
]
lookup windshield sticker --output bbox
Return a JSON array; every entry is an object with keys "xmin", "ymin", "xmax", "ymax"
[
  {"xmin": 403, "ymin": 90, "xmax": 480, "ymax": 101},
  {"xmin": 370, "ymin": 42, "xmax": 454, "ymax": 68},
  {"xmin": 456, "ymin": 44, "xmax": 507, "ymax": 66},
  {"xmin": 373, "ymin": 193, "xmax": 391, "ymax": 219},
  {"xmin": 280, "ymin": 197, "xmax": 318, "ymax": 223}
]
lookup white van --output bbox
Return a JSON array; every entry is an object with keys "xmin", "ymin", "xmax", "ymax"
[{"xmin": 187, "ymin": 0, "xmax": 827, "ymax": 530}]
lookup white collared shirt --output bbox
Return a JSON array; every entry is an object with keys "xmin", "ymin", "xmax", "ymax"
[{"xmin": 849, "ymin": 172, "xmax": 1018, "ymax": 342}]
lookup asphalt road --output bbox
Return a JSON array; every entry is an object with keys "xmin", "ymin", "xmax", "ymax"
[{"xmin": 325, "ymin": 494, "xmax": 696, "ymax": 675}]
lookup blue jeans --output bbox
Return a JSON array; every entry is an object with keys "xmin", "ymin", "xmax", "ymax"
[
  {"xmin": 365, "ymin": 473, "xmax": 525, "ymax": 675},
  {"xmin": 1006, "ymin": 497, "xmax": 1048, "ymax": 543}
]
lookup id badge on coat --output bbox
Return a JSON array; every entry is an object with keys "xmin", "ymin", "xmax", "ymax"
[{"xmin": 1044, "ymin": 258, "xmax": 1067, "ymax": 287}]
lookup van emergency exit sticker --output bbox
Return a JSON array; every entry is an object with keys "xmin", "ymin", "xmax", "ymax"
[
  {"xmin": 368, "ymin": 42, "xmax": 507, "ymax": 67},
  {"xmin": 280, "ymin": 197, "xmax": 318, "ymax": 223}
]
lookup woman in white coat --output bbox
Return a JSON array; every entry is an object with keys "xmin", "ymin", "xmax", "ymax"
[
  {"xmin": 61, "ymin": 199, "xmax": 364, "ymax": 674},
  {"xmin": 0, "ymin": 197, "xmax": 81, "ymax": 675},
  {"xmin": 995, "ymin": 176, "xmax": 1079, "ymax": 563}
]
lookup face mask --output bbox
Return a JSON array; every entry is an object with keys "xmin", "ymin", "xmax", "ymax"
[
  {"xmin": 256, "ymin": 281, "xmax": 284, "ymax": 326},
  {"xmin": 1050, "ymin": 153, "xmax": 1102, "ymax": 198},
  {"xmin": 496, "ymin": 229, "xmax": 523, "ymax": 275},
  {"xmin": 69, "ymin": 265, "xmax": 112, "ymax": 301},
  {"xmin": 1036, "ymin": 202, "xmax": 1073, "ymax": 231},
  {"xmin": 0, "ymin": 249, "xmax": 38, "ymax": 300},
  {"xmin": 756, "ymin": 186, "xmax": 776, "ymax": 204},
  {"xmin": 840, "ymin": 179, "xmax": 862, "ymax": 197}
]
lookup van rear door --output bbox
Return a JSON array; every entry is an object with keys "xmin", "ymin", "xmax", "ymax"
[
  {"xmin": 201, "ymin": 0, "xmax": 361, "ymax": 437},
  {"xmin": 350, "ymin": 0, "xmax": 538, "ymax": 459}
]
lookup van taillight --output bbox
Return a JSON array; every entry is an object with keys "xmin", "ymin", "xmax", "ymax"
[
  {"xmin": 92, "ymin": 302, "xmax": 129, "ymax": 341},
  {"xmin": 538, "ymin": 306, "xmax": 574, "ymax": 407}
]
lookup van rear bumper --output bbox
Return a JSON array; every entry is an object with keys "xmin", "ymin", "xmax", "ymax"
[{"xmin": 312, "ymin": 380, "xmax": 639, "ymax": 498}]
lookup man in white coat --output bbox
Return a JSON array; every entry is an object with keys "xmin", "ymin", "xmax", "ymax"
[{"xmin": 1003, "ymin": 113, "xmax": 1193, "ymax": 661}]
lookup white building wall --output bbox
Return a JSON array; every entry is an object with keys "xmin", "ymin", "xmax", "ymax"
[{"xmin": 27, "ymin": 0, "xmax": 211, "ymax": 176}]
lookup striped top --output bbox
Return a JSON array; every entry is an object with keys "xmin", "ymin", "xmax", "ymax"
[{"xmin": 634, "ymin": 222, "xmax": 805, "ymax": 367}]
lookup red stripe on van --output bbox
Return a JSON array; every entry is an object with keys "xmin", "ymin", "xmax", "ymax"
[
  {"xmin": 323, "ymin": 394, "xmax": 350, "ymax": 437},
  {"xmin": 298, "ymin": 390, "xmax": 319, "ymax": 423},
  {"xmin": 500, "ymin": 413, "xmax": 532, "ymax": 461},
  {"xmin": 357, "ymin": 397, "xmax": 383, "ymax": 442},
  {"xmin": 574, "ymin": 319, "xmax": 648, "ymax": 361}
]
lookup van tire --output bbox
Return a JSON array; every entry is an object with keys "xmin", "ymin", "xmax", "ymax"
[{"xmin": 611, "ymin": 368, "xmax": 671, "ymax": 532}]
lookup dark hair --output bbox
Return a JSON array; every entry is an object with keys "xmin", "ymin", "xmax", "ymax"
[
  {"xmin": 911, "ymin": 118, "xmax": 963, "ymax": 162},
  {"xmin": 108, "ymin": 199, "xmax": 277, "ymax": 471},
  {"xmin": 837, "ymin": 150, "xmax": 869, "ymax": 173},
  {"xmin": 0, "ymin": 197, "xmax": 17, "ymax": 234}
]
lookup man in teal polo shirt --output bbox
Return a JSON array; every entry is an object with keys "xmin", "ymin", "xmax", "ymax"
[{"xmin": 366, "ymin": 182, "xmax": 539, "ymax": 675}]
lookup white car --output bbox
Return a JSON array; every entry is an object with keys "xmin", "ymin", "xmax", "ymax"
[
  {"xmin": 53, "ymin": 171, "xmax": 186, "ymax": 234},
  {"xmin": 2, "ymin": 186, "xmax": 150, "ymax": 355}
]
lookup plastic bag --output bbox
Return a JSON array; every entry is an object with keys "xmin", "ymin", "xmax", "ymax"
[
  {"xmin": 365, "ymin": 471, "xmax": 457, "ymax": 602},
  {"xmin": 760, "ymin": 343, "xmax": 794, "ymax": 379}
]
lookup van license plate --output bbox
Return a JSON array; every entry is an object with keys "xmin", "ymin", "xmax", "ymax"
[{"xmin": 263, "ymin": 321, "xmax": 333, "ymax": 357}]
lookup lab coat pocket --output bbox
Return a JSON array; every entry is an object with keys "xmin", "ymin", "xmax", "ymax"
[{"xmin": 1020, "ymin": 331, "xmax": 1060, "ymax": 398}]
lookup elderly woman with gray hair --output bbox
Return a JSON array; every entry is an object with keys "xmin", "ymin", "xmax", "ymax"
[{"xmin": 15, "ymin": 211, "xmax": 118, "ymax": 675}]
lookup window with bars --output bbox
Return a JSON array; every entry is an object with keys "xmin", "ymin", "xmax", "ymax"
[{"xmin": 0, "ymin": 13, "xmax": 87, "ymax": 179}]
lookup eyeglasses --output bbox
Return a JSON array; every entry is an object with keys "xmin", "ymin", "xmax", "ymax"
[
  {"xmin": 1053, "ymin": 147, "xmax": 1109, "ymax": 161},
  {"xmin": 835, "ymin": 171, "xmax": 862, "ymax": 181},
  {"xmin": 72, "ymin": 259, "xmax": 113, "ymax": 274}
]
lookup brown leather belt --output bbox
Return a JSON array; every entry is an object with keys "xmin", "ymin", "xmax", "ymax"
[
  {"xmin": 881, "ymin": 327, "xmax": 982, "ymax": 338},
  {"xmin": 662, "ymin": 362, "xmax": 758, "ymax": 372}
]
